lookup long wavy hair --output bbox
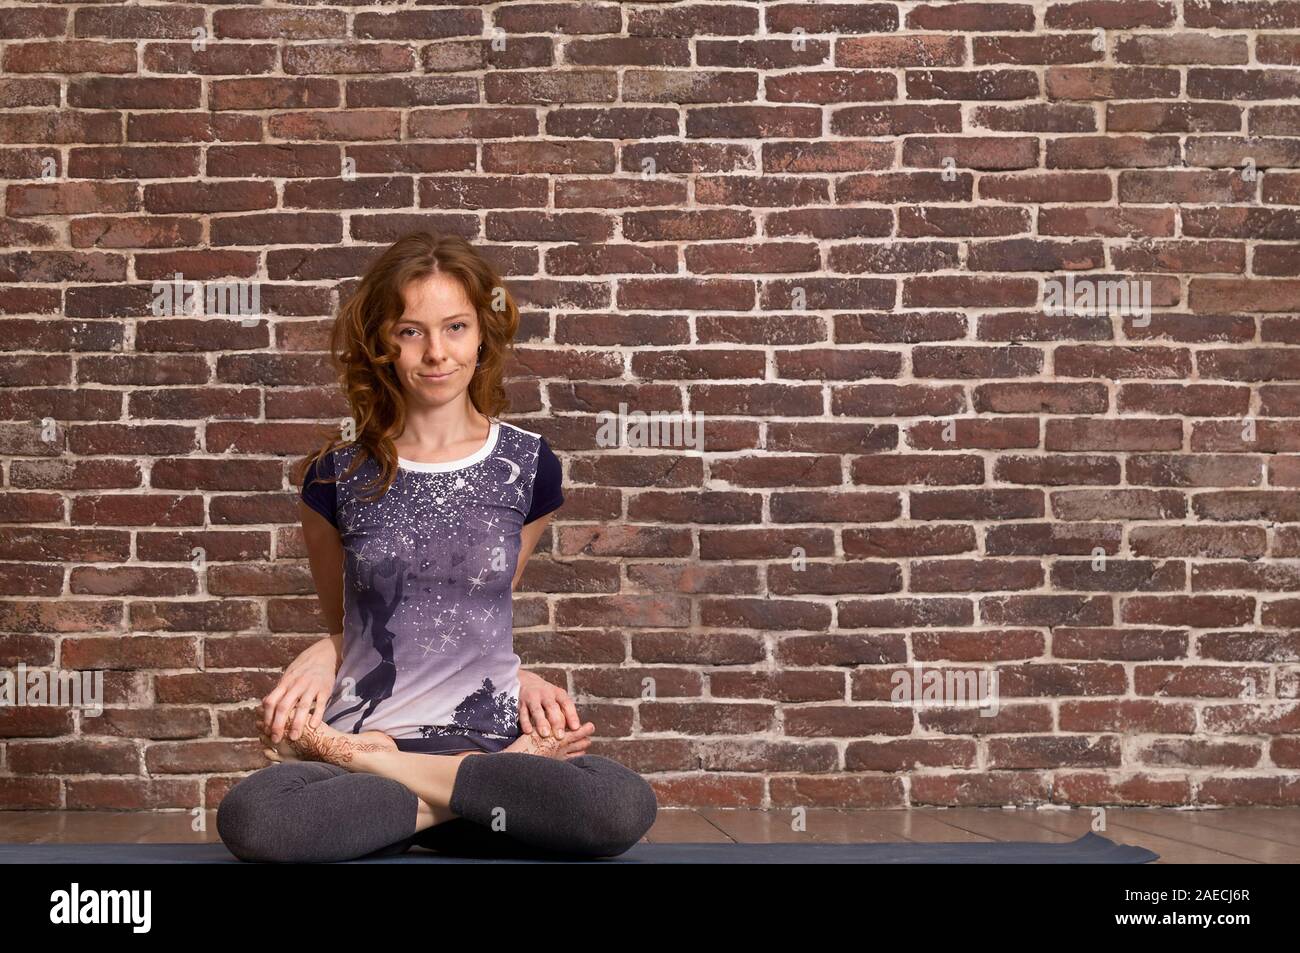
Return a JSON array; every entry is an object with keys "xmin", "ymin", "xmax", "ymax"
[{"xmin": 296, "ymin": 232, "xmax": 521, "ymax": 505}]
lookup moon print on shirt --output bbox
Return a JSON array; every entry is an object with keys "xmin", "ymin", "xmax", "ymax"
[
  {"xmin": 495, "ymin": 455, "xmax": 521, "ymax": 484},
  {"xmin": 322, "ymin": 420, "xmax": 543, "ymax": 744}
]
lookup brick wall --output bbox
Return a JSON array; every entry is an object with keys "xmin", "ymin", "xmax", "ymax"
[{"xmin": 2, "ymin": 2, "xmax": 1299, "ymax": 813}]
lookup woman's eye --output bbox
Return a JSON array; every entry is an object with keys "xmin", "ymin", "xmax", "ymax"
[
  {"xmin": 449, "ymin": 322, "xmax": 466, "ymax": 332},
  {"xmin": 398, "ymin": 327, "xmax": 419, "ymax": 337}
]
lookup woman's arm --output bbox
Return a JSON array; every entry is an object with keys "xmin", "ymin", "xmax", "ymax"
[
  {"xmin": 512, "ymin": 510, "xmax": 554, "ymax": 683},
  {"xmin": 260, "ymin": 503, "xmax": 346, "ymax": 744},
  {"xmin": 301, "ymin": 500, "xmax": 346, "ymax": 640},
  {"xmin": 510, "ymin": 512, "xmax": 581, "ymax": 736},
  {"xmin": 511, "ymin": 510, "xmax": 553, "ymax": 594}
]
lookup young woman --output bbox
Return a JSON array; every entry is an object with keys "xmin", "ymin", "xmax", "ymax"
[{"xmin": 216, "ymin": 232, "xmax": 658, "ymax": 862}]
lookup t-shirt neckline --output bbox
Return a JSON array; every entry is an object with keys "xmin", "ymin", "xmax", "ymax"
[{"xmin": 396, "ymin": 418, "xmax": 500, "ymax": 473}]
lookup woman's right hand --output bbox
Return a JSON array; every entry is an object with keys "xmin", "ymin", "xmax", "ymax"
[{"xmin": 260, "ymin": 636, "xmax": 340, "ymax": 744}]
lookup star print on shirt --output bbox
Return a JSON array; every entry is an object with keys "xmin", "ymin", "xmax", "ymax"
[{"xmin": 311, "ymin": 419, "xmax": 560, "ymax": 746}]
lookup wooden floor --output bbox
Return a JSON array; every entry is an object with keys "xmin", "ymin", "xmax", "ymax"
[{"xmin": 2, "ymin": 807, "xmax": 1298, "ymax": 862}]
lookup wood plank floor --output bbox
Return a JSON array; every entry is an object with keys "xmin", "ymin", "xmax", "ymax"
[{"xmin": 2, "ymin": 808, "xmax": 1298, "ymax": 862}]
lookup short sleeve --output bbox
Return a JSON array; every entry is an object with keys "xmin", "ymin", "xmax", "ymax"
[
  {"xmin": 524, "ymin": 437, "xmax": 564, "ymax": 525},
  {"xmin": 300, "ymin": 451, "xmax": 338, "ymax": 529}
]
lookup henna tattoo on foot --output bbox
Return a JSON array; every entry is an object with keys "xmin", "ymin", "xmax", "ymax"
[{"xmin": 294, "ymin": 721, "xmax": 391, "ymax": 764}]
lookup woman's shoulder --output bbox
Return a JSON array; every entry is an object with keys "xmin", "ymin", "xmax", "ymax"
[
  {"xmin": 495, "ymin": 419, "xmax": 551, "ymax": 459},
  {"xmin": 307, "ymin": 443, "xmax": 372, "ymax": 486},
  {"xmin": 497, "ymin": 421, "xmax": 562, "ymax": 523},
  {"xmin": 303, "ymin": 446, "xmax": 335, "ymax": 481},
  {"xmin": 496, "ymin": 419, "xmax": 543, "ymax": 441}
]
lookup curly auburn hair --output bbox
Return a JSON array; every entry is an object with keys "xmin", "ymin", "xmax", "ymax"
[{"xmin": 296, "ymin": 231, "xmax": 521, "ymax": 505}]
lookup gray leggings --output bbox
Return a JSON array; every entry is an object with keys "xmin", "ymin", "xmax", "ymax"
[{"xmin": 216, "ymin": 751, "xmax": 659, "ymax": 863}]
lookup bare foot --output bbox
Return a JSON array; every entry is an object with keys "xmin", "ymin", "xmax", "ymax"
[
  {"xmin": 502, "ymin": 721, "xmax": 596, "ymax": 759},
  {"xmin": 257, "ymin": 708, "xmax": 396, "ymax": 767}
]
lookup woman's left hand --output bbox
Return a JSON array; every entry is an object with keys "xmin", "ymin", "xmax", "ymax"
[{"xmin": 518, "ymin": 670, "xmax": 582, "ymax": 739}]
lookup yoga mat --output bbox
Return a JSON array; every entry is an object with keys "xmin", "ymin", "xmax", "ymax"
[{"xmin": 0, "ymin": 831, "xmax": 1156, "ymax": 864}]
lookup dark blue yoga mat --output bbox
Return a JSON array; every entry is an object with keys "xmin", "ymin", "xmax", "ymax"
[{"xmin": 0, "ymin": 831, "xmax": 1156, "ymax": 864}]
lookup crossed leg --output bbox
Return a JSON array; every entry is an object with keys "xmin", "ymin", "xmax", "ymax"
[
  {"xmin": 217, "ymin": 722, "xmax": 658, "ymax": 863},
  {"xmin": 216, "ymin": 760, "xmax": 425, "ymax": 863}
]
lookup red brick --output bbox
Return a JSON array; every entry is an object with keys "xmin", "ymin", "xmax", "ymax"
[{"xmin": 5, "ymin": 17, "xmax": 1297, "ymax": 810}]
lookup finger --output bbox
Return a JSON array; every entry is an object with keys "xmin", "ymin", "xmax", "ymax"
[
  {"xmin": 310, "ymin": 690, "xmax": 327, "ymax": 728},
  {"xmin": 288, "ymin": 702, "xmax": 310, "ymax": 741},
  {"xmin": 269, "ymin": 705, "xmax": 291, "ymax": 743},
  {"xmin": 261, "ymin": 685, "xmax": 285, "ymax": 728},
  {"xmin": 292, "ymin": 695, "xmax": 317, "ymax": 738},
  {"xmin": 542, "ymin": 698, "xmax": 565, "ymax": 737},
  {"xmin": 529, "ymin": 701, "xmax": 550, "ymax": 736},
  {"xmin": 564, "ymin": 739, "xmax": 591, "ymax": 759},
  {"xmin": 269, "ymin": 687, "xmax": 303, "ymax": 742},
  {"xmin": 562, "ymin": 696, "xmax": 581, "ymax": 730},
  {"xmin": 266, "ymin": 689, "xmax": 291, "ymax": 740},
  {"xmin": 518, "ymin": 701, "xmax": 533, "ymax": 735}
]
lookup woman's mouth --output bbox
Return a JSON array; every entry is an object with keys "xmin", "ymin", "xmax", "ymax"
[{"xmin": 418, "ymin": 369, "xmax": 456, "ymax": 380}]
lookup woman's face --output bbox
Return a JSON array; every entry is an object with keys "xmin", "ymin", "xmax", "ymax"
[{"xmin": 389, "ymin": 272, "xmax": 481, "ymax": 405}]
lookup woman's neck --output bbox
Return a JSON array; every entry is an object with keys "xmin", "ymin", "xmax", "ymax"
[{"xmin": 393, "ymin": 401, "xmax": 490, "ymax": 459}]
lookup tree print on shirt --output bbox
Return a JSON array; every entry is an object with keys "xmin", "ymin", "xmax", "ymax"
[{"xmin": 418, "ymin": 675, "xmax": 519, "ymax": 739}]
